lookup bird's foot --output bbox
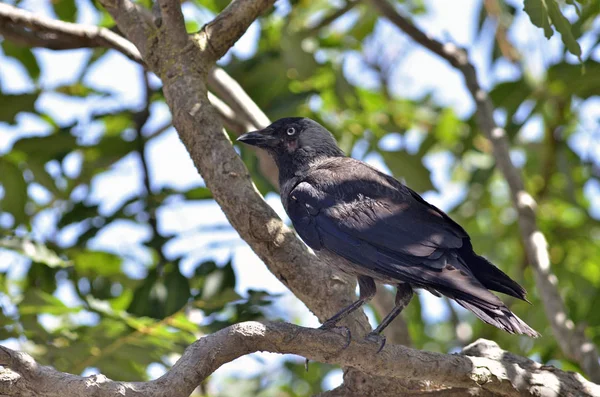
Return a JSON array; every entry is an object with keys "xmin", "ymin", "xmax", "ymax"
[
  {"xmin": 364, "ymin": 332, "xmax": 386, "ymax": 353},
  {"xmin": 306, "ymin": 325, "xmax": 352, "ymax": 371},
  {"xmin": 318, "ymin": 324, "xmax": 352, "ymax": 349}
]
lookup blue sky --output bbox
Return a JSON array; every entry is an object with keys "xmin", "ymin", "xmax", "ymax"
[{"xmin": 1, "ymin": 0, "xmax": 599, "ymax": 392}]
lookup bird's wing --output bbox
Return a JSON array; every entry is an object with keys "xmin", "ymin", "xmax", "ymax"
[
  {"xmin": 285, "ymin": 158, "xmax": 502, "ymax": 302},
  {"xmin": 287, "ymin": 158, "xmax": 467, "ymax": 259}
]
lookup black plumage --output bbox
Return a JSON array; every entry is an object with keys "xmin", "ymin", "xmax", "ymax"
[{"xmin": 238, "ymin": 117, "xmax": 539, "ymax": 340}]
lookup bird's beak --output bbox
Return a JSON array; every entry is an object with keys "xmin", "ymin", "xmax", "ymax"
[{"xmin": 237, "ymin": 129, "xmax": 276, "ymax": 148}]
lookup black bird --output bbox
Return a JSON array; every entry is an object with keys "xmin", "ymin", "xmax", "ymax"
[{"xmin": 238, "ymin": 117, "xmax": 539, "ymax": 346}]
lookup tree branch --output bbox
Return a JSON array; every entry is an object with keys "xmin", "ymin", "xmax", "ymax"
[
  {"xmin": 202, "ymin": 0, "xmax": 275, "ymax": 62},
  {"xmin": 369, "ymin": 0, "xmax": 600, "ymax": 382},
  {"xmin": 0, "ymin": 3, "xmax": 143, "ymax": 63},
  {"xmin": 1, "ymin": 322, "xmax": 598, "ymax": 397},
  {"xmin": 156, "ymin": 0, "xmax": 188, "ymax": 47},
  {"xmin": 304, "ymin": 0, "xmax": 358, "ymax": 35},
  {"xmin": 207, "ymin": 67, "xmax": 279, "ymax": 187}
]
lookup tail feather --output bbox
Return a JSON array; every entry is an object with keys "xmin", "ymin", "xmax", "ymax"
[
  {"xmin": 455, "ymin": 297, "xmax": 540, "ymax": 338},
  {"xmin": 459, "ymin": 243, "xmax": 528, "ymax": 301}
]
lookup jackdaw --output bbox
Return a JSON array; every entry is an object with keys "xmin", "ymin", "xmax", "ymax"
[{"xmin": 238, "ymin": 117, "xmax": 539, "ymax": 346}]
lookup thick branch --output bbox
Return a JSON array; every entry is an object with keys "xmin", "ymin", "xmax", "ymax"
[
  {"xmin": 156, "ymin": 0, "xmax": 188, "ymax": 47},
  {"xmin": 202, "ymin": 0, "xmax": 275, "ymax": 62},
  {"xmin": 0, "ymin": 3, "xmax": 142, "ymax": 63},
  {"xmin": 369, "ymin": 0, "xmax": 600, "ymax": 382},
  {"xmin": 98, "ymin": 0, "xmax": 155, "ymax": 58},
  {"xmin": 1, "ymin": 322, "xmax": 598, "ymax": 397}
]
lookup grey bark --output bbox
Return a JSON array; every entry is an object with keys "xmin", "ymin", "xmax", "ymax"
[{"xmin": 1, "ymin": 322, "xmax": 598, "ymax": 397}]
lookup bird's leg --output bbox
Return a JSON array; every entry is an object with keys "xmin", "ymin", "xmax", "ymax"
[
  {"xmin": 319, "ymin": 276, "xmax": 376, "ymax": 334},
  {"xmin": 306, "ymin": 276, "xmax": 376, "ymax": 371},
  {"xmin": 365, "ymin": 284, "xmax": 413, "ymax": 353}
]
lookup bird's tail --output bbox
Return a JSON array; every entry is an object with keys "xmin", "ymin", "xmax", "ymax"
[
  {"xmin": 459, "ymin": 243, "xmax": 529, "ymax": 302},
  {"xmin": 453, "ymin": 295, "xmax": 540, "ymax": 338}
]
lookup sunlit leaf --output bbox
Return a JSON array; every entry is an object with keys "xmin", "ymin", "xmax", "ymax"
[
  {"xmin": 53, "ymin": 0, "xmax": 77, "ymax": 22},
  {"xmin": 12, "ymin": 130, "xmax": 77, "ymax": 162},
  {"xmin": 380, "ymin": 150, "xmax": 434, "ymax": 192},
  {"xmin": 0, "ymin": 238, "xmax": 69, "ymax": 268},
  {"xmin": 1, "ymin": 41, "xmax": 40, "ymax": 80},
  {"xmin": 70, "ymin": 250, "xmax": 123, "ymax": 277},
  {"xmin": 0, "ymin": 93, "xmax": 37, "ymax": 124},
  {"xmin": 0, "ymin": 159, "xmax": 27, "ymax": 225},
  {"xmin": 523, "ymin": 0, "xmax": 582, "ymax": 59}
]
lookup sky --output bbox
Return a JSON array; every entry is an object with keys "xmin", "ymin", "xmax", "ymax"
[{"xmin": 0, "ymin": 0, "xmax": 599, "ymax": 392}]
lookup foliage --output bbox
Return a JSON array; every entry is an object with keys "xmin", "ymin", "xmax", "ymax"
[{"xmin": 0, "ymin": 0, "xmax": 599, "ymax": 394}]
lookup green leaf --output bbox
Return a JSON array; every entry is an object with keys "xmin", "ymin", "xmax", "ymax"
[
  {"xmin": 380, "ymin": 150, "xmax": 434, "ymax": 192},
  {"xmin": 27, "ymin": 161, "xmax": 61, "ymax": 197},
  {"xmin": 523, "ymin": 0, "xmax": 582, "ymax": 59},
  {"xmin": 280, "ymin": 29, "xmax": 319, "ymax": 80},
  {"xmin": 93, "ymin": 111, "xmax": 134, "ymax": 136},
  {"xmin": 20, "ymin": 289, "xmax": 80, "ymax": 315},
  {"xmin": 164, "ymin": 264, "xmax": 191, "ymax": 316},
  {"xmin": 127, "ymin": 264, "xmax": 191, "ymax": 319},
  {"xmin": 184, "ymin": 187, "xmax": 213, "ymax": 200},
  {"xmin": 0, "ymin": 93, "xmax": 37, "ymax": 124},
  {"xmin": 70, "ymin": 250, "xmax": 123, "ymax": 277},
  {"xmin": 349, "ymin": 6, "xmax": 377, "ymax": 41},
  {"xmin": 57, "ymin": 202, "xmax": 99, "ymax": 228},
  {"xmin": 185, "ymin": 20, "xmax": 200, "ymax": 33},
  {"xmin": 0, "ymin": 159, "xmax": 27, "ymax": 225},
  {"xmin": 53, "ymin": 0, "xmax": 77, "ymax": 22},
  {"xmin": 2, "ymin": 42, "xmax": 40, "ymax": 80},
  {"xmin": 55, "ymin": 83, "xmax": 109, "ymax": 98},
  {"xmin": 127, "ymin": 270, "xmax": 161, "ymax": 318},
  {"xmin": 547, "ymin": 60, "xmax": 600, "ymax": 99},
  {"xmin": 434, "ymin": 108, "xmax": 461, "ymax": 145},
  {"xmin": 0, "ymin": 238, "xmax": 69, "ymax": 268},
  {"xmin": 523, "ymin": 0, "xmax": 553, "ymax": 38},
  {"xmin": 26, "ymin": 262, "xmax": 58, "ymax": 293},
  {"xmin": 489, "ymin": 79, "xmax": 533, "ymax": 122},
  {"xmin": 545, "ymin": 0, "xmax": 582, "ymax": 59},
  {"xmin": 12, "ymin": 130, "xmax": 77, "ymax": 162}
]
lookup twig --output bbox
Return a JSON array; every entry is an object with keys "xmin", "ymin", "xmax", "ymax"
[
  {"xmin": 0, "ymin": 3, "xmax": 143, "ymax": 64},
  {"xmin": 304, "ymin": 1, "xmax": 358, "ymax": 35},
  {"xmin": 207, "ymin": 67, "xmax": 270, "ymax": 130},
  {"xmin": 369, "ymin": 0, "xmax": 600, "ymax": 382},
  {"xmin": 135, "ymin": 70, "xmax": 167, "ymax": 270}
]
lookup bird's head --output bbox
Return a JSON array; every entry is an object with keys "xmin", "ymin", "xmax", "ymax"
[{"xmin": 237, "ymin": 117, "xmax": 345, "ymax": 163}]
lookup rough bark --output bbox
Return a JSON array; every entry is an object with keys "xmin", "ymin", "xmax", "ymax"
[{"xmin": 1, "ymin": 322, "xmax": 598, "ymax": 397}]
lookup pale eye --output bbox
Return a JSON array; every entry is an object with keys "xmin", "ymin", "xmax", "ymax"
[{"xmin": 286, "ymin": 127, "xmax": 296, "ymax": 136}]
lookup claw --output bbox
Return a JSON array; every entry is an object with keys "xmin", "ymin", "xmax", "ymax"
[
  {"xmin": 319, "ymin": 325, "xmax": 352, "ymax": 349},
  {"xmin": 305, "ymin": 325, "xmax": 353, "ymax": 369},
  {"xmin": 365, "ymin": 332, "xmax": 386, "ymax": 353}
]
